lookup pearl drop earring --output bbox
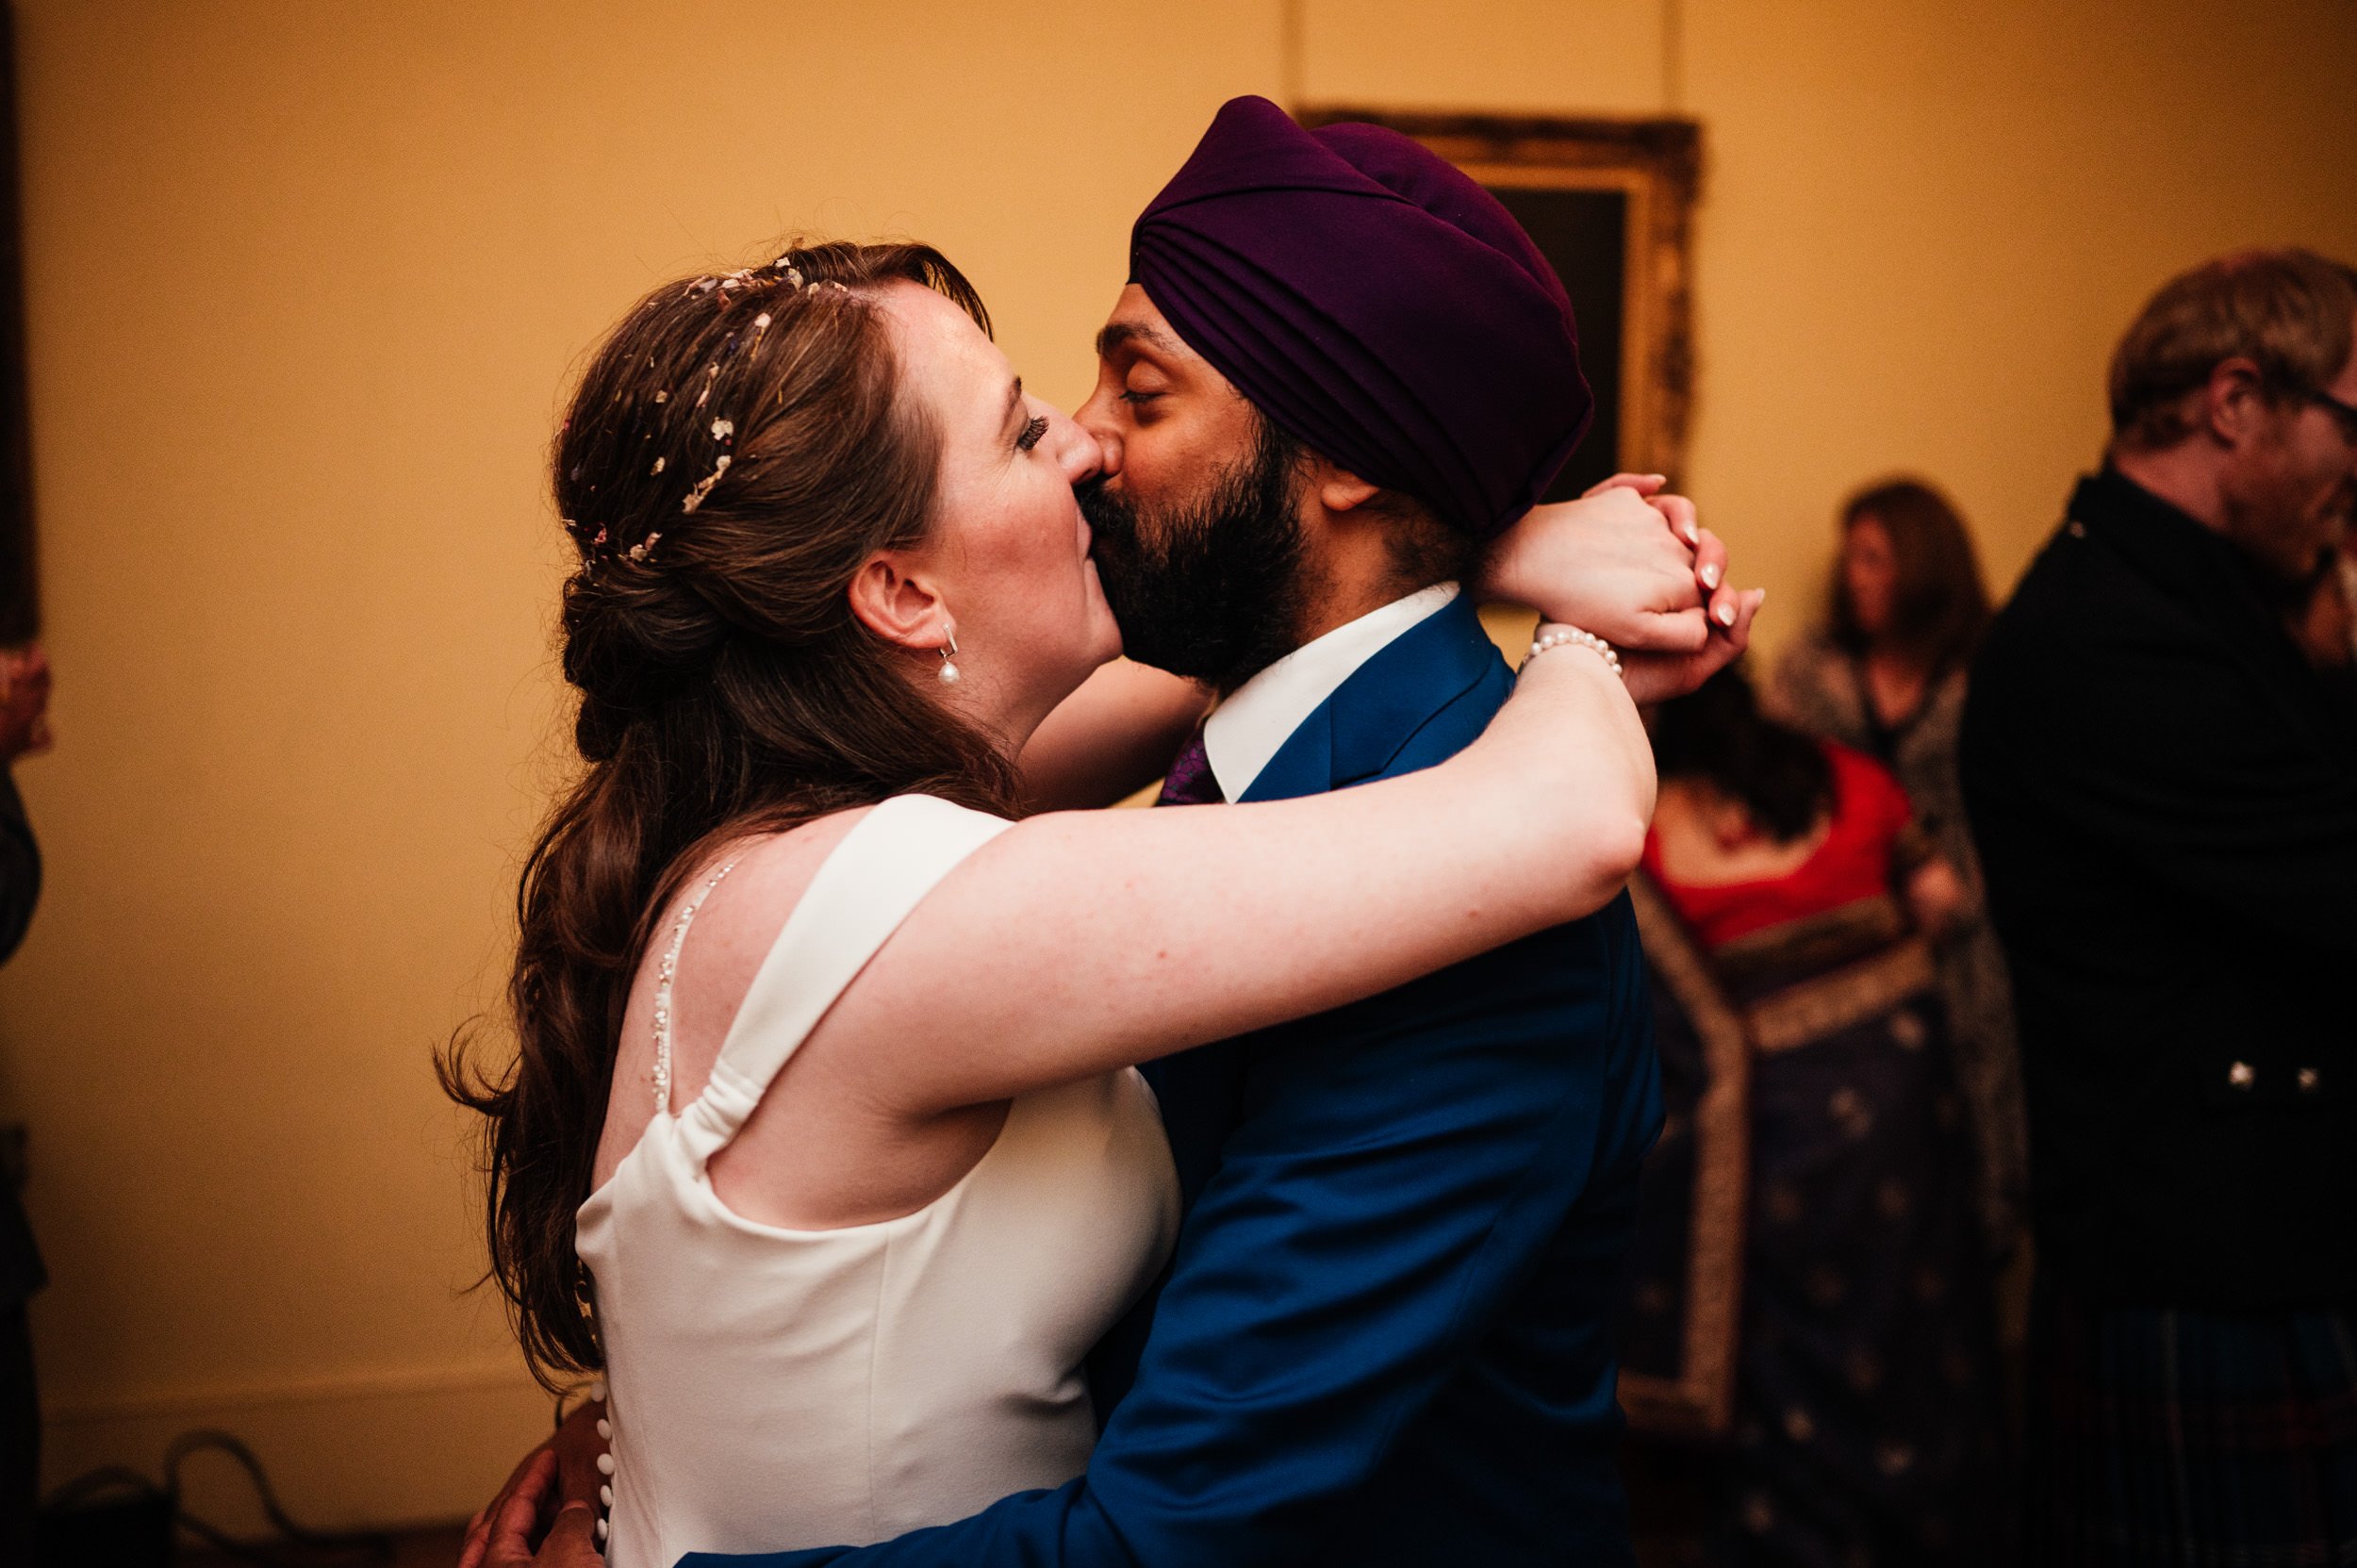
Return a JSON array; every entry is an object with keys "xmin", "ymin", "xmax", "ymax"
[{"xmin": 937, "ymin": 629, "xmax": 961, "ymax": 685}]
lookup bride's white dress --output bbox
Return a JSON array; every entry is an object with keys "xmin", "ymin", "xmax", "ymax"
[{"xmin": 576, "ymin": 795, "xmax": 1179, "ymax": 1567}]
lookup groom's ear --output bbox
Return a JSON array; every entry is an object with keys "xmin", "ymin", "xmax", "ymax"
[
  {"xmin": 847, "ymin": 550, "xmax": 951, "ymax": 652},
  {"xmin": 1304, "ymin": 454, "xmax": 1384, "ymax": 517}
]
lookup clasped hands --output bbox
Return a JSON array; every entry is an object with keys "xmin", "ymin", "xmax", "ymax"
[{"xmin": 1481, "ymin": 472, "xmax": 1764, "ymax": 703}]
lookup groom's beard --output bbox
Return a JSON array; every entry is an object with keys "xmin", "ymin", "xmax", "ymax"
[{"xmin": 1078, "ymin": 419, "xmax": 1309, "ymax": 693}]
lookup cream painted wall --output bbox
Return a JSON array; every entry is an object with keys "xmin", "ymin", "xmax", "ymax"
[{"xmin": 2, "ymin": 0, "xmax": 2352, "ymax": 1534}]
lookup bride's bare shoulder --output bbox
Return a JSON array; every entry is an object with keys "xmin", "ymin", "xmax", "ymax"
[
  {"xmin": 656, "ymin": 804, "xmax": 886, "ymax": 997},
  {"xmin": 594, "ymin": 806, "xmax": 881, "ymax": 1178},
  {"xmin": 703, "ymin": 805, "xmax": 875, "ymax": 918}
]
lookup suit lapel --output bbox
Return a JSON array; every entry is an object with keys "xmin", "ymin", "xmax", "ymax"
[
  {"xmin": 1162, "ymin": 593, "xmax": 1503, "ymax": 1192},
  {"xmin": 1239, "ymin": 594, "xmax": 1503, "ymax": 803},
  {"xmin": 1105, "ymin": 595, "xmax": 1511, "ymax": 1418}
]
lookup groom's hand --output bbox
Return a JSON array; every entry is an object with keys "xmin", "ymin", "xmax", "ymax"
[
  {"xmin": 1479, "ymin": 474, "xmax": 1734, "ymax": 652},
  {"xmin": 486, "ymin": 1495, "xmax": 601, "ymax": 1568},
  {"xmin": 461, "ymin": 1447, "xmax": 556, "ymax": 1568},
  {"xmin": 459, "ymin": 1400, "xmax": 605, "ymax": 1568}
]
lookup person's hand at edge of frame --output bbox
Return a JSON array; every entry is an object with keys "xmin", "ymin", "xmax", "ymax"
[{"xmin": 0, "ymin": 643, "xmax": 51, "ymax": 764}]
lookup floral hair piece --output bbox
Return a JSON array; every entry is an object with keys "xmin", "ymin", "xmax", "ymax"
[
  {"xmin": 563, "ymin": 515, "xmax": 667, "ymax": 568},
  {"xmin": 681, "ymin": 455, "xmax": 731, "ymax": 514}
]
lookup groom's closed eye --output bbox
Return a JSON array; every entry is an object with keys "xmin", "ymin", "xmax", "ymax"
[{"xmin": 1117, "ymin": 366, "xmax": 1173, "ymax": 412}]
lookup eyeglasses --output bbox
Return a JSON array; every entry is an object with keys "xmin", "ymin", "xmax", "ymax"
[{"xmin": 2303, "ymin": 385, "xmax": 2357, "ymax": 444}]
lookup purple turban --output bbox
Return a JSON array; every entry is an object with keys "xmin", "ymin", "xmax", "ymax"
[{"xmin": 1129, "ymin": 95, "xmax": 1591, "ymax": 539}]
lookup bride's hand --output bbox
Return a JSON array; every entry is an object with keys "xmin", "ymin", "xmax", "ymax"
[
  {"xmin": 1478, "ymin": 473, "xmax": 1736, "ymax": 652},
  {"xmin": 1620, "ymin": 585, "xmax": 1766, "ymax": 705}
]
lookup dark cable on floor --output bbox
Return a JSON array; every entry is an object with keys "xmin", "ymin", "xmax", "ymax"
[{"xmin": 38, "ymin": 1429, "xmax": 394, "ymax": 1567}]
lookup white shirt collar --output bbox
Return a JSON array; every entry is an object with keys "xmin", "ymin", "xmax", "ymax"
[{"xmin": 1201, "ymin": 582, "xmax": 1461, "ymax": 801}]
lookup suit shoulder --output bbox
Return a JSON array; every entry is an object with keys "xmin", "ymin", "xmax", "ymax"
[{"xmin": 1381, "ymin": 652, "xmax": 1511, "ymax": 778}]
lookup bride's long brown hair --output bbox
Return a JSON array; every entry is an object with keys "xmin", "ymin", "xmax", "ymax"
[{"xmin": 440, "ymin": 242, "xmax": 1020, "ymax": 1388}]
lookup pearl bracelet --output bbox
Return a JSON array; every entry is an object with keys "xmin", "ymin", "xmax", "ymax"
[{"xmin": 1525, "ymin": 624, "xmax": 1624, "ymax": 679}]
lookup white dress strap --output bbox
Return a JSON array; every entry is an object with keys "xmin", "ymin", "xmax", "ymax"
[
  {"xmin": 673, "ymin": 794, "xmax": 1013, "ymax": 1165},
  {"xmin": 651, "ymin": 858, "xmax": 743, "ymax": 1116}
]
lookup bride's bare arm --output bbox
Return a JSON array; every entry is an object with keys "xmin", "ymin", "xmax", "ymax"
[
  {"xmin": 830, "ymin": 626, "xmax": 1673, "ymax": 1114},
  {"xmin": 1015, "ymin": 659, "xmax": 1208, "ymax": 812}
]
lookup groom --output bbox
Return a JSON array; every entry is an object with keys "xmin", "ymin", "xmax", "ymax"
[{"xmin": 486, "ymin": 96, "xmax": 1753, "ymax": 1568}]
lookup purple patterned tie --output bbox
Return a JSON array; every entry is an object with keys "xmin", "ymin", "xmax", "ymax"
[{"xmin": 1156, "ymin": 724, "xmax": 1225, "ymax": 806}]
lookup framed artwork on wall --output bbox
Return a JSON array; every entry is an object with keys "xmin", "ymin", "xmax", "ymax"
[{"xmin": 1297, "ymin": 108, "xmax": 1701, "ymax": 499}]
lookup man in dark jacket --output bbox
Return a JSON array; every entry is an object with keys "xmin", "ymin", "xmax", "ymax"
[
  {"xmin": 1961, "ymin": 249, "xmax": 2357, "ymax": 1566},
  {"xmin": 0, "ymin": 639, "xmax": 49, "ymax": 1563}
]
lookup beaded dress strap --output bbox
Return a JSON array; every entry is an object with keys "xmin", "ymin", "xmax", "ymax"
[
  {"xmin": 674, "ymin": 796, "xmax": 1012, "ymax": 1164},
  {"xmin": 651, "ymin": 857, "xmax": 741, "ymax": 1116}
]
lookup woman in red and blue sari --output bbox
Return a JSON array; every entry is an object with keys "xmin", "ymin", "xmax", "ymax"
[{"xmin": 1618, "ymin": 667, "xmax": 2009, "ymax": 1566}]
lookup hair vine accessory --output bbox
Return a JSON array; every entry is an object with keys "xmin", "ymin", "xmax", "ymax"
[
  {"xmin": 936, "ymin": 628, "xmax": 961, "ymax": 685},
  {"xmin": 563, "ymin": 516, "xmax": 665, "ymax": 568},
  {"xmin": 681, "ymin": 455, "xmax": 731, "ymax": 513}
]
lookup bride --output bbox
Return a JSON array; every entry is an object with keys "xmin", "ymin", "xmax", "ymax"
[{"xmin": 448, "ymin": 239, "xmax": 1754, "ymax": 1568}]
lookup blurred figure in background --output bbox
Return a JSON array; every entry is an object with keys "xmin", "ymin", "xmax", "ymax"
[
  {"xmin": 2285, "ymin": 540, "xmax": 2357, "ymax": 673},
  {"xmin": 1770, "ymin": 481, "xmax": 2027, "ymax": 1263},
  {"xmin": 0, "ymin": 639, "xmax": 49, "ymax": 1564},
  {"xmin": 1621, "ymin": 667, "xmax": 2007, "ymax": 1567},
  {"xmin": 1961, "ymin": 249, "xmax": 2357, "ymax": 1567}
]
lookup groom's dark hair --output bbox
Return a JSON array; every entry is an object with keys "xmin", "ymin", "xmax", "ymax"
[{"xmin": 440, "ymin": 239, "xmax": 1018, "ymax": 1389}]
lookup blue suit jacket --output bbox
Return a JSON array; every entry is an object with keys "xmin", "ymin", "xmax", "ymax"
[{"xmin": 687, "ymin": 596, "xmax": 1661, "ymax": 1568}]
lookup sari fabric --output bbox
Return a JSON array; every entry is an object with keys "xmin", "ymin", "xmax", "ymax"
[{"xmin": 1622, "ymin": 751, "xmax": 2009, "ymax": 1565}]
